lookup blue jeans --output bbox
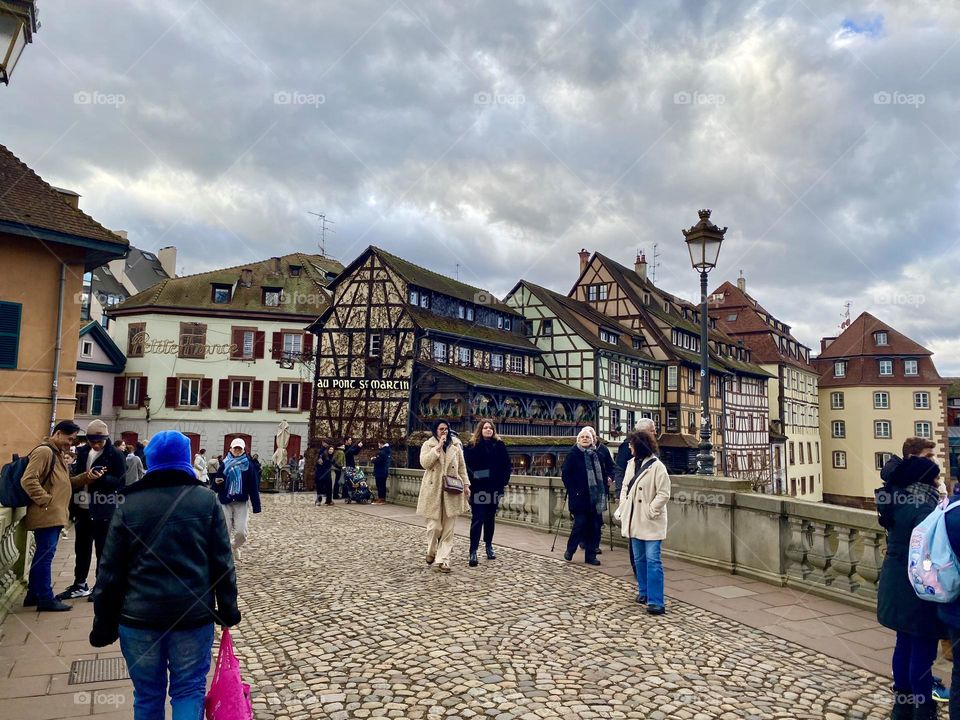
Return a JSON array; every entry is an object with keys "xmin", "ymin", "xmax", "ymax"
[
  {"xmin": 119, "ymin": 624, "xmax": 215, "ymax": 720},
  {"xmin": 891, "ymin": 631, "xmax": 938, "ymax": 704},
  {"xmin": 28, "ymin": 526, "xmax": 62, "ymax": 603},
  {"xmin": 631, "ymin": 538, "xmax": 664, "ymax": 607}
]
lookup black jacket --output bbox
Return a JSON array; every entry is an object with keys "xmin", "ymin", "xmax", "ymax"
[
  {"xmin": 372, "ymin": 445, "xmax": 393, "ymax": 480},
  {"xmin": 876, "ymin": 455, "xmax": 943, "ymax": 637},
  {"xmin": 562, "ymin": 446, "xmax": 606, "ymax": 516},
  {"xmin": 344, "ymin": 444, "xmax": 361, "ymax": 468},
  {"xmin": 315, "ymin": 452, "xmax": 333, "ymax": 482},
  {"xmin": 597, "ymin": 443, "xmax": 614, "ymax": 481},
  {"xmin": 90, "ymin": 470, "xmax": 240, "ymax": 646},
  {"xmin": 463, "ymin": 439, "xmax": 511, "ymax": 494},
  {"xmin": 71, "ymin": 443, "xmax": 127, "ymax": 522},
  {"xmin": 211, "ymin": 454, "xmax": 262, "ymax": 513},
  {"xmin": 613, "ymin": 439, "xmax": 631, "ymax": 492}
]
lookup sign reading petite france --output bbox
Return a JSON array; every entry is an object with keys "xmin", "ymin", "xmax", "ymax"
[{"xmin": 316, "ymin": 377, "xmax": 410, "ymax": 391}]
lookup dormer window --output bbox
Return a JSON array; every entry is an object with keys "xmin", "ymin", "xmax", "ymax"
[
  {"xmin": 458, "ymin": 304, "xmax": 465, "ymax": 319},
  {"xmin": 262, "ymin": 288, "xmax": 282, "ymax": 307},
  {"xmin": 726, "ymin": 313, "xmax": 737, "ymax": 322},
  {"xmin": 600, "ymin": 329, "xmax": 618, "ymax": 345},
  {"xmin": 834, "ymin": 361, "xmax": 847, "ymax": 378},
  {"xmin": 409, "ymin": 289, "xmax": 419, "ymax": 305},
  {"xmin": 542, "ymin": 319, "xmax": 553, "ymax": 336},
  {"xmin": 466, "ymin": 307, "xmax": 474, "ymax": 321},
  {"xmin": 289, "ymin": 265, "xmax": 302, "ymax": 277},
  {"xmin": 874, "ymin": 331, "xmax": 888, "ymax": 346},
  {"xmin": 664, "ymin": 301, "xmax": 670, "ymax": 313},
  {"xmin": 632, "ymin": 336, "xmax": 642, "ymax": 350},
  {"xmin": 878, "ymin": 359, "xmax": 893, "ymax": 376},
  {"xmin": 211, "ymin": 284, "xmax": 231, "ymax": 304},
  {"xmin": 504, "ymin": 318, "xmax": 512, "ymax": 331},
  {"xmin": 420, "ymin": 293, "xmax": 430, "ymax": 309}
]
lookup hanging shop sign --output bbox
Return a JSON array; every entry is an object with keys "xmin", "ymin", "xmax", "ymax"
[{"xmin": 316, "ymin": 377, "xmax": 410, "ymax": 392}]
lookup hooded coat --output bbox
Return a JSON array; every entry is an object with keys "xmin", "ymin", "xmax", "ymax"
[
  {"xmin": 876, "ymin": 455, "xmax": 944, "ymax": 637},
  {"xmin": 372, "ymin": 445, "xmax": 392, "ymax": 480},
  {"xmin": 416, "ymin": 436, "xmax": 470, "ymax": 521}
]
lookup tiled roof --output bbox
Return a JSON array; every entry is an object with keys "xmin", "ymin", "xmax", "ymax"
[
  {"xmin": 111, "ymin": 253, "xmax": 343, "ymax": 317},
  {"xmin": 0, "ymin": 144, "xmax": 127, "ymax": 249},
  {"xmin": 418, "ymin": 360, "xmax": 596, "ymax": 400},
  {"xmin": 817, "ymin": 312, "xmax": 932, "ymax": 359},
  {"xmin": 373, "ymin": 247, "xmax": 518, "ymax": 315},
  {"xmin": 516, "ymin": 281, "xmax": 657, "ymax": 362},
  {"xmin": 407, "ymin": 307, "xmax": 538, "ymax": 351},
  {"xmin": 123, "ymin": 247, "xmax": 171, "ymax": 291}
]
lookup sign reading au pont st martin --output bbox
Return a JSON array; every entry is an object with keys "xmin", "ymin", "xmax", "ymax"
[{"xmin": 316, "ymin": 377, "xmax": 410, "ymax": 391}]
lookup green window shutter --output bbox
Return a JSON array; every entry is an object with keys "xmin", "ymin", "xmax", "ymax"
[
  {"xmin": 0, "ymin": 301, "xmax": 22, "ymax": 370},
  {"xmin": 92, "ymin": 385, "xmax": 103, "ymax": 415}
]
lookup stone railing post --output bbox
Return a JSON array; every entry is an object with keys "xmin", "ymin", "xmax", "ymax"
[
  {"xmin": 784, "ymin": 517, "xmax": 810, "ymax": 582},
  {"xmin": 0, "ymin": 508, "xmax": 29, "ymax": 622},
  {"xmin": 806, "ymin": 521, "xmax": 836, "ymax": 585},
  {"xmin": 854, "ymin": 529, "xmax": 884, "ymax": 602},
  {"xmin": 829, "ymin": 527, "xmax": 859, "ymax": 593}
]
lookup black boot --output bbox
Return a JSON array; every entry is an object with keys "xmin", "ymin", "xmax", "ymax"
[
  {"xmin": 485, "ymin": 543, "xmax": 496, "ymax": 560},
  {"xmin": 912, "ymin": 692, "xmax": 936, "ymax": 719},
  {"xmin": 469, "ymin": 552, "xmax": 478, "ymax": 567},
  {"xmin": 890, "ymin": 687, "xmax": 914, "ymax": 720}
]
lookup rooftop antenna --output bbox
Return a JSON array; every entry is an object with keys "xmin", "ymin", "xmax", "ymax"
[
  {"xmin": 840, "ymin": 301, "xmax": 852, "ymax": 331},
  {"xmin": 651, "ymin": 242, "xmax": 662, "ymax": 283},
  {"xmin": 307, "ymin": 212, "xmax": 336, "ymax": 257},
  {"xmin": 455, "ymin": 263, "xmax": 460, "ymax": 281}
]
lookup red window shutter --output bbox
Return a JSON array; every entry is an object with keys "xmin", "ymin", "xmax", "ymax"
[
  {"xmin": 271, "ymin": 332, "xmax": 283, "ymax": 360},
  {"xmin": 230, "ymin": 327, "xmax": 243, "ymax": 360},
  {"xmin": 268, "ymin": 381, "xmax": 279, "ymax": 411},
  {"xmin": 254, "ymin": 331, "xmax": 265, "ymax": 359},
  {"xmin": 302, "ymin": 333, "xmax": 314, "ymax": 357},
  {"xmin": 301, "ymin": 381, "xmax": 312, "ymax": 411},
  {"xmin": 252, "ymin": 380, "xmax": 264, "ymax": 410},
  {"xmin": 165, "ymin": 377, "xmax": 178, "ymax": 407},
  {"xmin": 200, "ymin": 378, "xmax": 213, "ymax": 408},
  {"xmin": 137, "ymin": 378, "xmax": 148, "ymax": 408},
  {"xmin": 218, "ymin": 379, "xmax": 229, "ymax": 409},
  {"xmin": 113, "ymin": 377, "xmax": 125, "ymax": 406}
]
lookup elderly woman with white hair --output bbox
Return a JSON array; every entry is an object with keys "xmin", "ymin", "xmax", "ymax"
[{"xmin": 560, "ymin": 427, "xmax": 607, "ymax": 566}]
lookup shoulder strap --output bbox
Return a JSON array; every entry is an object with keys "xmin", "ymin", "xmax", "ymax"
[
  {"xmin": 625, "ymin": 458, "xmax": 658, "ymax": 498},
  {"xmin": 31, "ymin": 444, "xmax": 60, "ymax": 488},
  {"xmin": 139, "ymin": 486, "xmax": 193, "ymax": 552}
]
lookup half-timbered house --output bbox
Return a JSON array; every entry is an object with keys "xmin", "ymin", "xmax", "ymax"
[
  {"xmin": 570, "ymin": 242, "xmax": 773, "ymax": 481},
  {"xmin": 504, "ymin": 280, "xmax": 662, "ymax": 442},
  {"xmin": 308, "ymin": 247, "xmax": 600, "ymax": 473}
]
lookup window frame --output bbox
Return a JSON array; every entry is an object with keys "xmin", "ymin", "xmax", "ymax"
[
  {"xmin": 178, "ymin": 377, "xmax": 201, "ymax": 408},
  {"xmin": 874, "ymin": 331, "xmax": 888, "ymax": 346},
  {"xmin": 279, "ymin": 381, "xmax": 301, "ymax": 411},
  {"xmin": 873, "ymin": 391, "xmax": 890, "ymax": 409},
  {"xmin": 874, "ymin": 419, "xmax": 892, "ymax": 439},
  {"xmin": 878, "ymin": 359, "xmax": 893, "ymax": 376},
  {"xmin": 491, "ymin": 353, "xmax": 504, "ymax": 371},
  {"xmin": 833, "ymin": 450, "xmax": 847, "ymax": 469},
  {"xmin": 831, "ymin": 420, "xmax": 845, "ymax": 438},
  {"xmin": 667, "ymin": 366, "xmax": 678, "ymax": 390},
  {"xmin": 834, "ymin": 360, "xmax": 846, "ymax": 378},
  {"xmin": 914, "ymin": 391, "xmax": 930, "ymax": 410},
  {"xmin": 904, "ymin": 359, "xmax": 919, "ymax": 376},
  {"xmin": 432, "ymin": 340, "xmax": 447, "ymax": 363},
  {"xmin": 915, "ymin": 421, "xmax": 932, "ymax": 439},
  {"xmin": 80, "ymin": 340, "xmax": 94, "ymax": 358},
  {"xmin": 510, "ymin": 355, "xmax": 524, "ymax": 373},
  {"xmin": 230, "ymin": 379, "xmax": 253, "ymax": 410},
  {"xmin": 124, "ymin": 377, "xmax": 142, "ymax": 409},
  {"xmin": 262, "ymin": 288, "xmax": 282, "ymax": 307},
  {"xmin": 830, "ymin": 391, "xmax": 844, "ymax": 410},
  {"xmin": 75, "ymin": 382, "xmax": 93, "ymax": 414}
]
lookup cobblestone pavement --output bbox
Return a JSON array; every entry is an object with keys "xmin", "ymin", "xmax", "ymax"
[{"xmin": 233, "ymin": 496, "xmax": 892, "ymax": 720}]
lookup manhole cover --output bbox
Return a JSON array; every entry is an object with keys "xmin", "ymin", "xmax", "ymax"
[{"xmin": 69, "ymin": 658, "xmax": 129, "ymax": 684}]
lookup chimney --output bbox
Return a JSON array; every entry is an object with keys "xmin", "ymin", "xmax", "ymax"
[
  {"xmin": 240, "ymin": 268, "xmax": 253, "ymax": 288},
  {"xmin": 635, "ymin": 252, "xmax": 647, "ymax": 280},
  {"xmin": 578, "ymin": 249, "xmax": 590, "ymax": 275},
  {"xmin": 272, "ymin": 256, "xmax": 282, "ymax": 275},
  {"xmin": 53, "ymin": 187, "xmax": 80, "ymax": 209},
  {"xmin": 158, "ymin": 246, "xmax": 177, "ymax": 278},
  {"xmin": 737, "ymin": 270, "xmax": 746, "ymax": 293},
  {"xmin": 821, "ymin": 337, "xmax": 836, "ymax": 353},
  {"xmin": 114, "ymin": 230, "xmax": 129, "ymax": 240}
]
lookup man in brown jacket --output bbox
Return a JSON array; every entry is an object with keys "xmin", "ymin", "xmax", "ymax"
[{"xmin": 20, "ymin": 420, "xmax": 104, "ymax": 611}]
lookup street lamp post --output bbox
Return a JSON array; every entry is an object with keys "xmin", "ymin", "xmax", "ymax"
[
  {"xmin": 682, "ymin": 209, "xmax": 727, "ymax": 475},
  {"xmin": 0, "ymin": 1, "xmax": 39, "ymax": 85}
]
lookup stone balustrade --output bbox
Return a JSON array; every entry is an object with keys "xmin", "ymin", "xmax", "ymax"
[
  {"xmin": 385, "ymin": 469, "xmax": 885, "ymax": 610},
  {"xmin": 0, "ymin": 508, "xmax": 31, "ymax": 623}
]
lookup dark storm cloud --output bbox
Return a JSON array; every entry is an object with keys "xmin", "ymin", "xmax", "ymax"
[{"xmin": 2, "ymin": 0, "xmax": 959, "ymax": 371}]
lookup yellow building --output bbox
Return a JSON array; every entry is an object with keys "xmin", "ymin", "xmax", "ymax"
[
  {"xmin": 814, "ymin": 312, "xmax": 949, "ymax": 507},
  {"xmin": 0, "ymin": 144, "xmax": 128, "ymax": 459}
]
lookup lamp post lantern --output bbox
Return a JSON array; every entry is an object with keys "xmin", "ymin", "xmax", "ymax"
[
  {"xmin": 0, "ymin": 1, "xmax": 39, "ymax": 86},
  {"xmin": 682, "ymin": 209, "xmax": 727, "ymax": 475}
]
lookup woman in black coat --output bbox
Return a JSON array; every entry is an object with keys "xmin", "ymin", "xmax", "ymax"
[
  {"xmin": 463, "ymin": 420, "xmax": 511, "ymax": 567},
  {"xmin": 314, "ymin": 446, "xmax": 334, "ymax": 506},
  {"xmin": 876, "ymin": 439, "xmax": 944, "ymax": 719},
  {"xmin": 560, "ymin": 427, "xmax": 605, "ymax": 566}
]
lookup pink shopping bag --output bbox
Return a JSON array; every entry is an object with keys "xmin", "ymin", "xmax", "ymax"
[{"xmin": 205, "ymin": 627, "xmax": 253, "ymax": 720}]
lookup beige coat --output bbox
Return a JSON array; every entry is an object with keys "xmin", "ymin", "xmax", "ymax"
[
  {"xmin": 617, "ymin": 456, "xmax": 671, "ymax": 541},
  {"xmin": 20, "ymin": 444, "xmax": 96, "ymax": 531},
  {"xmin": 417, "ymin": 437, "xmax": 470, "ymax": 521}
]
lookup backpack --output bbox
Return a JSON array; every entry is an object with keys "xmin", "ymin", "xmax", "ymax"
[
  {"xmin": 1, "ymin": 445, "xmax": 56, "ymax": 508},
  {"xmin": 908, "ymin": 498, "xmax": 960, "ymax": 603}
]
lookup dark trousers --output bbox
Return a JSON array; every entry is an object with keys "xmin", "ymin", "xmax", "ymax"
[
  {"xmin": 375, "ymin": 475, "xmax": 387, "ymax": 501},
  {"xmin": 73, "ymin": 508, "xmax": 110, "ymax": 586},
  {"xmin": 892, "ymin": 630, "xmax": 938, "ymax": 705},
  {"xmin": 316, "ymin": 475, "xmax": 332, "ymax": 504},
  {"xmin": 566, "ymin": 510, "xmax": 600, "ymax": 561},
  {"xmin": 332, "ymin": 469, "xmax": 342, "ymax": 498},
  {"xmin": 469, "ymin": 492, "xmax": 501, "ymax": 552},
  {"xmin": 28, "ymin": 526, "xmax": 62, "ymax": 603}
]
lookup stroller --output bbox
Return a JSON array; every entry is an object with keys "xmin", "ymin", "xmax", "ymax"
[{"xmin": 343, "ymin": 468, "xmax": 372, "ymax": 504}]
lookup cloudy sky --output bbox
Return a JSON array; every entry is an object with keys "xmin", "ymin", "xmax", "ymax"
[{"xmin": 3, "ymin": 1, "xmax": 959, "ymax": 372}]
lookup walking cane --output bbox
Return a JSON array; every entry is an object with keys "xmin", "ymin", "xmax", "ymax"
[{"xmin": 550, "ymin": 489, "xmax": 567, "ymax": 552}]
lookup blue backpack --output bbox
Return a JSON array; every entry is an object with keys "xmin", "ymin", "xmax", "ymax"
[{"xmin": 908, "ymin": 499, "xmax": 960, "ymax": 603}]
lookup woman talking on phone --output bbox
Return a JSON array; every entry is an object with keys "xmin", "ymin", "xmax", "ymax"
[{"xmin": 417, "ymin": 419, "xmax": 470, "ymax": 573}]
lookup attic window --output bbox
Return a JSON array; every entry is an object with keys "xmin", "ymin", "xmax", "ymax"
[
  {"xmin": 262, "ymin": 288, "xmax": 282, "ymax": 307},
  {"xmin": 289, "ymin": 265, "xmax": 302, "ymax": 277},
  {"xmin": 211, "ymin": 285, "xmax": 231, "ymax": 304},
  {"xmin": 325, "ymin": 271, "xmax": 338, "ymax": 281},
  {"xmin": 632, "ymin": 336, "xmax": 642, "ymax": 350},
  {"xmin": 726, "ymin": 313, "xmax": 737, "ymax": 322},
  {"xmin": 874, "ymin": 331, "xmax": 888, "ymax": 346}
]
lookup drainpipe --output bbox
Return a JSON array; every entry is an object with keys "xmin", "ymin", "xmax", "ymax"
[{"xmin": 49, "ymin": 263, "xmax": 67, "ymax": 434}]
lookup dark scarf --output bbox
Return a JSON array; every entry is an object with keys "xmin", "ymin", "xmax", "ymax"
[{"xmin": 578, "ymin": 445, "xmax": 606, "ymax": 514}]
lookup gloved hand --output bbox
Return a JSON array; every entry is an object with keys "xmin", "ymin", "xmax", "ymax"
[{"xmin": 613, "ymin": 507, "xmax": 622, "ymax": 522}]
